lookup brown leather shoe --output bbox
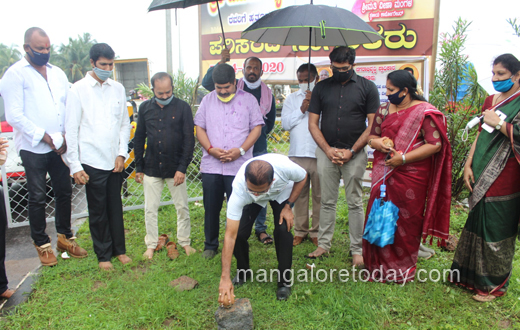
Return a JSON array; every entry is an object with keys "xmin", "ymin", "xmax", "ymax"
[
  {"xmin": 155, "ymin": 234, "xmax": 170, "ymax": 251},
  {"xmin": 0, "ymin": 289, "xmax": 14, "ymax": 299},
  {"xmin": 293, "ymin": 236, "xmax": 305, "ymax": 246},
  {"xmin": 57, "ymin": 233, "xmax": 88, "ymax": 258},
  {"xmin": 33, "ymin": 241, "xmax": 58, "ymax": 266},
  {"xmin": 166, "ymin": 242, "xmax": 179, "ymax": 260},
  {"xmin": 310, "ymin": 237, "xmax": 318, "ymax": 247}
]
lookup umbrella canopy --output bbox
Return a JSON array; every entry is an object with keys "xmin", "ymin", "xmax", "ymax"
[
  {"xmin": 363, "ymin": 198, "xmax": 399, "ymax": 248},
  {"xmin": 241, "ymin": 4, "xmax": 382, "ymax": 47},
  {"xmin": 148, "ymin": 0, "xmax": 228, "ymax": 46},
  {"xmin": 148, "ymin": 0, "xmax": 212, "ymax": 11}
]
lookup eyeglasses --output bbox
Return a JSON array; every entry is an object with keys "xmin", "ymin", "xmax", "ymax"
[
  {"xmin": 246, "ymin": 184, "xmax": 271, "ymax": 196},
  {"xmin": 330, "ymin": 65, "xmax": 352, "ymax": 72}
]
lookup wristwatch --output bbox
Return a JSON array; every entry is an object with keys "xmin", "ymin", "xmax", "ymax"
[
  {"xmin": 349, "ymin": 148, "xmax": 357, "ymax": 158},
  {"xmin": 496, "ymin": 119, "xmax": 505, "ymax": 130},
  {"xmin": 239, "ymin": 147, "xmax": 245, "ymax": 156}
]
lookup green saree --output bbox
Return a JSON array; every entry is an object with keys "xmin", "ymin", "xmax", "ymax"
[{"xmin": 451, "ymin": 93, "xmax": 520, "ymax": 296}]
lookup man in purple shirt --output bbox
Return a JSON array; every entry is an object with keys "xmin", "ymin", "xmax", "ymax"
[{"xmin": 194, "ymin": 63, "xmax": 264, "ymax": 259}]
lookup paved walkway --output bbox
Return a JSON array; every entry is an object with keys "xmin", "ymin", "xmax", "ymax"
[{"xmin": 0, "ymin": 217, "xmax": 87, "ymax": 314}]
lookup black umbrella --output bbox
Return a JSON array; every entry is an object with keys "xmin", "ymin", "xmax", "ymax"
[
  {"xmin": 148, "ymin": 0, "xmax": 228, "ymax": 48},
  {"xmin": 241, "ymin": 2, "xmax": 383, "ymax": 87}
]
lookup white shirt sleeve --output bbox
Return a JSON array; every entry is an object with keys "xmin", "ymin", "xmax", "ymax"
[
  {"xmin": 226, "ymin": 188, "xmax": 251, "ymax": 221},
  {"xmin": 0, "ymin": 69, "xmax": 45, "ymax": 147},
  {"xmin": 281, "ymin": 93, "xmax": 305, "ymax": 131},
  {"xmin": 281, "ymin": 158, "xmax": 307, "ymax": 183},
  {"xmin": 118, "ymin": 88, "xmax": 131, "ymax": 160},
  {"xmin": 64, "ymin": 87, "xmax": 84, "ymax": 175}
]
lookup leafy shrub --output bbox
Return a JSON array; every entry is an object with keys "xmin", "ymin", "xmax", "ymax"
[{"xmin": 429, "ymin": 18, "xmax": 488, "ymax": 201}]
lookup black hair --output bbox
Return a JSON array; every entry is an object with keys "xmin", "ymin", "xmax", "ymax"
[
  {"xmin": 89, "ymin": 43, "xmax": 115, "ymax": 63},
  {"xmin": 245, "ymin": 160, "xmax": 274, "ymax": 186},
  {"xmin": 387, "ymin": 70, "xmax": 426, "ymax": 102},
  {"xmin": 403, "ymin": 67, "xmax": 414, "ymax": 75},
  {"xmin": 151, "ymin": 72, "xmax": 173, "ymax": 88},
  {"xmin": 24, "ymin": 27, "xmax": 47, "ymax": 44},
  {"xmin": 297, "ymin": 63, "xmax": 318, "ymax": 80},
  {"xmin": 329, "ymin": 46, "xmax": 356, "ymax": 65},
  {"xmin": 212, "ymin": 63, "xmax": 236, "ymax": 85},
  {"xmin": 493, "ymin": 54, "xmax": 520, "ymax": 75},
  {"xmin": 243, "ymin": 56, "xmax": 263, "ymax": 69}
]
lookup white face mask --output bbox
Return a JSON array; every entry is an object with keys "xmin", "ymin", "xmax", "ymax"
[
  {"xmin": 299, "ymin": 81, "xmax": 315, "ymax": 93},
  {"xmin": 244, "ymin": 78, "xmax": 262, "ymax": 90},
  {"xmin": 248, "ymin": 192, "xmax": 266, "ymax": 202}
]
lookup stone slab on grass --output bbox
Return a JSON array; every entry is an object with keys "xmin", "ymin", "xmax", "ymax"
[
  {"xmin": 169, "ymin": 276, "xmax": 198, "ymax": 292},
  {"xmin": 215, "ymin": 298, "xmax": 253, "ymax": 330}
]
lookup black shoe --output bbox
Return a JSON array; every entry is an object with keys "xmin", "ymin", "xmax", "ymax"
[
  {"xmin": 276, "ymin": 287, "xmax": 291, "ymax": 301},
  {"xmin": 202, "ymin": 249, "xmax": 217, "ymax": 259},
  {"xmin": 232, "ymin": 271, "xmax": 252, "ymax": 287}
]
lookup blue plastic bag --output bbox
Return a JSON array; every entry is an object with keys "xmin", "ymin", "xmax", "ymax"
[{"xmin": 363, "ymin": 198, "xmax": 399, "ymax": 248}]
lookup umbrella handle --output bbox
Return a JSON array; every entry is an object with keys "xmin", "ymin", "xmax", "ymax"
[{"xmin": 216, "ymin": 1, "xmax": 230, "ymax": 62}]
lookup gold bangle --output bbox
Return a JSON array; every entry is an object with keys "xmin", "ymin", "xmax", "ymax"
[
  {"xmin": 368, "ymin": 138, "xmax": 373, "ymax": 148},
  {"xmin": 468, "ymin": 156, "xmax": 473, "ymax": 158}
]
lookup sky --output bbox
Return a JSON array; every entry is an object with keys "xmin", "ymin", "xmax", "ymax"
[{"xmin": 1, "ymin": 0, "xmax": 519, "ymax": 90}]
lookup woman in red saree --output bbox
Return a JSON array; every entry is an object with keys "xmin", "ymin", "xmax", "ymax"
[{"xmin": 362, "ymin": 70, "xmax": 452, "ymax": 283}]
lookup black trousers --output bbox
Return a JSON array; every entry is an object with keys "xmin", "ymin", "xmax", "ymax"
[
  {"xmin": 201, "ymin": 173, "xmax": 234, "ymax": 251},
  {"xmin": 0, "ymin": 189, "xmax": 8, "ymax": 294},
  {"xmin": 83, "ymin": 165, "xmax": 126, "ymax": 262},
  {"xmin": 20, "ymin": 150, "xmax": 73, "ymax": 246},
  {"xmin": 234, "ymin": 200, "xmax": 293, "ymax": 287}
]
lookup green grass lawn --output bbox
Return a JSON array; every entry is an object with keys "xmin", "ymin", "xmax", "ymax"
[{"xmin": 3, "ymin": 190, "xmax": 520, "ymax": 329}]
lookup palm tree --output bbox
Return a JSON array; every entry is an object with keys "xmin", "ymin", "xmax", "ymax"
[
  {"xmin": 53, "ymin": 33, "xmax": 96, "ymax": 83},
  {"xmin": 0, "ymin": 44, "xmax": 22, "ymax": 78}
]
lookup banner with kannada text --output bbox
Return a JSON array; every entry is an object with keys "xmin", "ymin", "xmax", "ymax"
[{"xmin": 199, "ymin": 0, "xmax": 438, "ymax": 83}]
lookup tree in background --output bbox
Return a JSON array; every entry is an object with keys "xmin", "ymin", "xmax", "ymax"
[
  {"xmin": 429, "ymin": 18, "xmax": 488, "ymax": 201},
  {"xmin": 507, "ymin": 18, "xmax": 520, "ymax": 37},
  {"xmin": 0, "ymin": 44, "xmax": 22, "ymax": 78},
  {"xmin": 135, "ymin": 70, "xmax": 204, "ymax": 111},
  {"xmin": 53, "ymin": 33, "xmax": 96, "ymax": 83}
]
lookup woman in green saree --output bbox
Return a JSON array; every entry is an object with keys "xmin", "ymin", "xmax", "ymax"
[{"xmin": 451, "ymin": 54, "xmax": 520, "ymax": 302}]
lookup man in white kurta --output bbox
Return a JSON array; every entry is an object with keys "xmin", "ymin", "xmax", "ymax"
[
  {"xmin": 0, "ymin": 27, "xmax": 87, "ymax": 266},
  {"xmin": 281, "ymin": 63, "xmax": 321, "ymax": 247},
  {"xmin": 65, "ymin": 43, "xmax": 131, "ymax": 270}
]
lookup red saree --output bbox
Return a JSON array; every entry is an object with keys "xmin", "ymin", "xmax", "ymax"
[{"xmin": 363, "ymin": 102, "xmax": 452, "ymax": 283}]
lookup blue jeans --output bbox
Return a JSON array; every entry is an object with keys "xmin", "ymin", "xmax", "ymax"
[
  {"xmin": 254, "ymin": 207, "xmax": 267, "ymax": 234},
  {"xmin": 20, "ymin": 150, "xmax": 73, "ymax": 246}
]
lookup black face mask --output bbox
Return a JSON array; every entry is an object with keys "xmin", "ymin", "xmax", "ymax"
[
  {"xmin": 387, "ymin": 89, "xmax": 406, "ymax": 105},
  {"xmin": 332, "ymin": 69, "xmax": 352, "ymax": 83},
  {"xmin": 27, "ymin": 46, "xmax": 50, "ymax": 66}
]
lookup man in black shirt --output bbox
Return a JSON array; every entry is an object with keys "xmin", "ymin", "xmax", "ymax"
[
  {"xmin": 202, "ymin": 50, "xmax": 276, "ymax": 245},
  {"xmin": 134, "ymin": 72, "xmax": 196, "ymax": 260},
  {"xmin": 307, "ymin": 47, "xmax": 379, "ymax": 266}
]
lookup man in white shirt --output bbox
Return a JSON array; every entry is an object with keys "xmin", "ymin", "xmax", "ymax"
[
  {"xmin": 65, "ymin": 43, "xmax": 132, "ymax": 271},
  {"xmin": 0, "ymin": 27, "xmax": 87, "ymax": 267},
  {"xmin": 217, "ymin": 154, "xmax": 307, "ymax": 303},
  {"xmin": 281, "ymin": 63, "xmax": 321, "ymax": 247}
]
